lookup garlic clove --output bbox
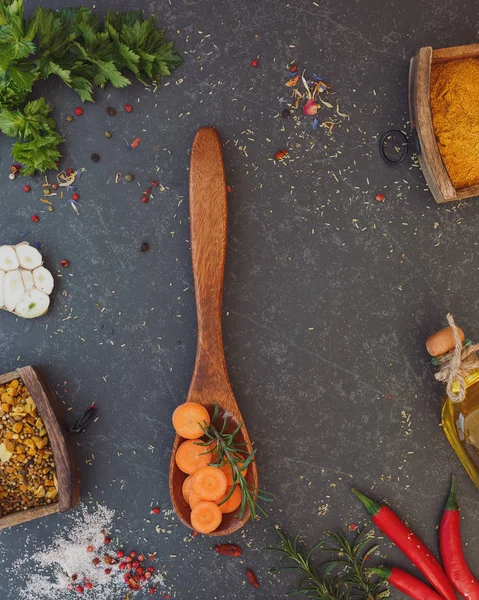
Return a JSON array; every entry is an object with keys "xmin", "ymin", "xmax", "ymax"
[
  {"xmin": 32, "ymin": 266, "xmax": 54, "ymax": 295},
  {"xmin": 21, "ymin": 270, "xmax": 34, "ymax": 291},
  {"xmin": 15, "ymin": 243, "xmax": 43, "ymax": 270},
  {"xmin": 0, "ymin": 246, "xmax": 19, "ymax": 271},
  {"xmin": 14, "ymin": 289, "xmax": 50, "ymax": 319},
  {"xmin": 4, "ymin": 270, "xmax": 25, "ymax": 312}
]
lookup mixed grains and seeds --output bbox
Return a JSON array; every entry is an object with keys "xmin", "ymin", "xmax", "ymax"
[{"xmin": 0, "ymin": 378, "xmax": 57, "ymax": 516}]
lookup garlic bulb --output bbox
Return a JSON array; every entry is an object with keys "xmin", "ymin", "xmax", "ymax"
[{"xmin": 0, "ymin": 242, "xmax": 53, "ymax": 318}]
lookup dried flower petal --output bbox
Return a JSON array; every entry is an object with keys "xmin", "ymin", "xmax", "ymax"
[
  {"xmin": 303, "ymin": 99, "xmax": 319, "ymax": 115},
  {"xmin": 285, "ymin": 75, "xmax": 300, "ymax": 87}
]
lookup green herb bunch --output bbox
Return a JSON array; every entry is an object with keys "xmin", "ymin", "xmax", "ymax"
[
  {"xmin": 268, "ymin": 527, "xmax": 389, "ymax": 600},
  {"xmin": 0, "ymin": 0, "xmax": 182, "ymax": 174},
  {"xmin": 197, "ymin": 403, "xmax": 274, "ymax": 520}
]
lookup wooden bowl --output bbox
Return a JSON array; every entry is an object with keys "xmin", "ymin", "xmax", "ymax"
[
  {"xmin": 409, "ymin": 43, "xmax": 479, "ymax": 203},
  {"xmin": 0, "ymin": 366, "xmax": 79, "ymax": 530}
]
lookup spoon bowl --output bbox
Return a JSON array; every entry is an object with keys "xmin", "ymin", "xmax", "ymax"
[{"xmin": 169, "ymin": 127, "xmax": 258, "ymax": 536}]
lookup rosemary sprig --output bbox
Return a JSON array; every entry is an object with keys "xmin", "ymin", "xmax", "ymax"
[
  {"xmin": 268, "ymin": 527, "xmax": 389, "ymax": 600},
  {"xmin": 196, "ymin": 403, "xmax": 273, "ymax": 520}
]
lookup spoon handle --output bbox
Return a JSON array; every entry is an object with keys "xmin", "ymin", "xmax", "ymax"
[{"xmin": 188, "ymin": 127, "xmax": 231, "ymax": 403}]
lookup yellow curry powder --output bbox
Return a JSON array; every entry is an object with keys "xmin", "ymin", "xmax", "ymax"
[{"xmin": 430, "ymin": 57, "xmax": 479, "ymax": 189}]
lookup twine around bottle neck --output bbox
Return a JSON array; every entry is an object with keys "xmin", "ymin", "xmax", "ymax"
[{"xmin": 434, "ymin": 313, "xmax": 479, "ymax": 403}]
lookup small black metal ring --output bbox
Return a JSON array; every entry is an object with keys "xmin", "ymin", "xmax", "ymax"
[{"xmin": 379, "ymin": 129, "xmax": 409, "ymax": 165}]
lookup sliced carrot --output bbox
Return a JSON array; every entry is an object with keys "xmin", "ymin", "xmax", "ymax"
[
  {"xmin": 172, "ymin": 403, "xmax": 210, "ymax": 439},
  {"xmin": 190, "ymin": 501, "xmax": 222, "ymax": 534},
  {"xmin": 220, "ymin": 461, "xmax": 248, "ymax": 485},
  {"xmin": 219, "ymin": 485, "xmax": 242, "ymax": 514},
  {"xmin": 193, "ymin": 466, "xmax": 227, "ymax": 501},
  {"xmin": 188, "ymin": 490, "xmax": 204, "ymax": 509},
  {"xmin": 175, "ymin": 440, "xmax": 213, "ymax": 474},
  {"xmin": 182, "ymin": 475, "xmax": 195, "ymax": 503}
]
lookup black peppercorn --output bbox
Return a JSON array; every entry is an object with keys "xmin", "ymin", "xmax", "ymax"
[
  {"xmin": 140, "ymin": 242, "xmax": 149, "ymax": 252},
  {"xmin": 107, "ymin": 107, "xmax": 116, "ymax": 116},
  {"xmin": 91, "ymin": 153, "xmax": 100, "ymax": 162}
]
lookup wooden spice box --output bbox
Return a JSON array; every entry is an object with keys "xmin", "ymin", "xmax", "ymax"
[
  {"xmin": 409, "ymin": 43, "xmax": 479, "ymax": 203},
  {"xmin": 0, "ymin": 366, "xmax": 78, "ymax": 529}
]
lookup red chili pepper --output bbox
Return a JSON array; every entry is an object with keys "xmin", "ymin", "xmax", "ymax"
[
  {"xmin": 131, "ymin": 137, "xmax": 141, "ymax": 148},
  {"xmin": 440, "ymin": 477, "xmax": 479, "ymax": 599},
  {"xmin": 246, "ymin": 568, "xmax": 260, "ymax": 588},
  {"xmin": 353, "ymin": 489, "xmax": 457, "ymax": 600},
  {"xmin": 370, "ymin": 567, "xmax": 443, "ymax": 600}
]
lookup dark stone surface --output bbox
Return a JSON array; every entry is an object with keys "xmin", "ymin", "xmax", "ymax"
[{"xmin": 1, "ymin": 0, "xmax": 479, "ymax": 598}]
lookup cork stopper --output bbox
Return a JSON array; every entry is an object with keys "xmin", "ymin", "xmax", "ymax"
[{"xmin": 426, "ymin": 325, "xmax": 465, "ymax": 357}]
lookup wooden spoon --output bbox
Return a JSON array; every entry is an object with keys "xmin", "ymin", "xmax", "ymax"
[{"xmin": 169, "ymin": 126, "xmax": 258, "ymax": 536}]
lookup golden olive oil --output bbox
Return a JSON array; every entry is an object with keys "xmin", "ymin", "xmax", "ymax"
[{"xmin": 427, "ymin": 324, "xmax": 479, "ymax": 489}]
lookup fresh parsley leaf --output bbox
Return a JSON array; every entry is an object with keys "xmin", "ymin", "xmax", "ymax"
[{"xmin": 0, "ymin": 1, "xmax": 182, "ymax": 174}]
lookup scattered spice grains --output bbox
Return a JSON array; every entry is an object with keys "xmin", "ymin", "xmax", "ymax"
[{"xmin": 12, "ymin": 503, "xmax": 167, "ymax": 600}]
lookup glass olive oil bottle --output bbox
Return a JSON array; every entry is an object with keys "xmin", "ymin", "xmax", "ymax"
[{"xmin": 427, "ymin": 323, "xmax": 479, "ymax": 490}]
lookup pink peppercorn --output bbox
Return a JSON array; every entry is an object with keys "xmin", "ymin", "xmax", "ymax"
[
  {"xmin": 87, "ymin": 546, "xmax": 94, "ymax": 553},
  {"xmin": 92, "ymin": 558, "xmax": 100, "ymax": 565},
  {"xmin": 251, "ymin": 59, "xmax": 259, "ymax": 67},
  {"xmin": 104, "ymin": 536, "xmax": 111, "ymax": 544},
  {"xmin": 376, "ymin": 193, "xmax": 385, "ymax": 202},
  {"xmin": 85, "ymin": 583, "xmax": 93, "ymax": 590},
  {"xmin": 117, "ymin": 550, "xmax": 125, "ymax": 558},
  {"xmin": 119, "ymin": 562, "xmax": 127, "ymax": 570},
  {"xmin": 151, "ymin": 507, "xmax": 160, "ymax": 515},
  {"xmin": 137, "ymin": 567, "xmax": 144, "ymax": 575},
  {"xmin": 104, "ymin": 568, "xmax": 111, "ymax": 575},
  {"xmin": 132, "ymin": 560, "xmax": 140, "ymax": 569},
  {"xmin": 149, "ymin": 587, "xmax": 156, "ymax": 595},
  {"xmin": 144, "ymin": 571, "xmax": 152, "ymax": 579},
  {"xmin": 124, "ymin": 104, "xmax": 133, "ymax": 113},
  {"xmin": 125, "ymin": 556, "xmax": 133, "ymax": 563},
  {"xmin": 66, "ymin": 168, "xmax": 73, "ymax": 176},
  {"xmin": 147, "ymin": 566, "xmax": 155, "ymax": 573},
  {"xmin": 67, "ymin": 583, "xmax": 74, "ymax": 590},
  {"xmin": 72, "ymin": 193, "xmax": 79, "ymax": 201},
  {"xmin": 138, "ymin": 554, "xmax": 145, "ymax": 561},
  {"xmin": 141, "ymin": 195, "xmax": 149, "ymax": 203},
  {"xmin": 31, "ymin": 215, "xmax": 39, "ymax": 223},
  {"xmin": 72, "ymin": 574, "xmax": 78, "ymax": 581},
  {"xmin": 74, "ymin": 107, "xmax": 83, "ymax": 116},
  {"xmin": 76, "ymin": 585, "xmax": 84, "ymax": 593},
  {"xmin": 23, "ymin": 185, "xmax": 31, "ymax": 193}
]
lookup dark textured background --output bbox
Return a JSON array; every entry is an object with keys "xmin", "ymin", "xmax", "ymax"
[{"xmin": 1, "ymin": 0, "xmax": 479, "ymax": 598}]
